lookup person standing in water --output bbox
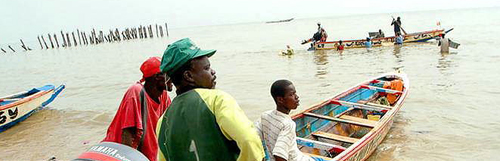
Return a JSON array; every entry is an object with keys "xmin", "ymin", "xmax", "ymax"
[{"xmin": 438, "ymin": 34, "xmax": 450, "ymax": 53}]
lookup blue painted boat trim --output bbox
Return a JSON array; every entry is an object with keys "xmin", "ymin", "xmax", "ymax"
[{"xmin": 42, "ymin": 85, "xmax": 65, "ymax": 107}]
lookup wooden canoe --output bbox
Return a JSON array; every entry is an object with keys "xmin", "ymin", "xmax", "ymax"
[
  {"xmin": 0, "ymin": 84, "xmax": 65, "ymax": 133},
  {"xmin": 266, "ymin": 18, "xmax": 294, "ymax": 23},
  {"xmin": 309, "ymin": 29, "xmax": 450, "ymax": 50},
  {"xmin": 292, "ymin": 72, "xmax": 409, "ymax": 161}
]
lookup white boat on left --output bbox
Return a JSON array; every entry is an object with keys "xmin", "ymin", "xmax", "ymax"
[{"xmin": 0, "ymin": 84, "xmax": 65, "ymax": 133}]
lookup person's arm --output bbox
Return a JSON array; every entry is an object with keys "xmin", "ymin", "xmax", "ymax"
[
  {"xmin": 274, "ymin": 155, "xmax": 287, "ymax": 161},
  {"xmin": 121, "ymin": 127, "xmax": 138, "ymax": 148}
]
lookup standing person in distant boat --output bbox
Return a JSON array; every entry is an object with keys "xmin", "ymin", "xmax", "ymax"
[
  {"xmin": 317, "ymin": 22, "xmax": 323, "ymax": 33},
  {"xmin": 391, "ymin": 17, "xmax": 402, "ymax": 36},
  {"xmin": 438, "ymin": 34, "xmax": 450, "ymax": 53},
  {"xmin": 103, "ymin": 57, "xmax": 172, "ymax": 161},
  {"xmin": 156, "ymin": 38, "xmax": 265, "ymax": 161},
  {"xmin": 319, "ymin": 29, "xmax": 328, "ymax": 48}
]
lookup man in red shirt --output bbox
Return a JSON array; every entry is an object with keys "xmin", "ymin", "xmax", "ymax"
[{"xmin": 103, "ymin": 57, "xmax": 172, "ymax": 161}]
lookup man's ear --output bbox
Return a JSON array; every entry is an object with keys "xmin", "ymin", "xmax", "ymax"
[
  {"xmin": 183, "ymin": 70, "xmax": 195, "ymax": 84},
  {"xmin": 276, "ymin": 97, "xmax": 284, "ymax": 105}
]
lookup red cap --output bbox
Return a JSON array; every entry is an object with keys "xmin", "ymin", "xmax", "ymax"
[{"xmin": 140, "ymin": 57, "xmax": 161, "ymax": 82}]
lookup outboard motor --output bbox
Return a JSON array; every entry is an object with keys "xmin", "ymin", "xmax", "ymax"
[{"xmin": 73, "ymin": 142, "xmax": 149, "ymax": 161}]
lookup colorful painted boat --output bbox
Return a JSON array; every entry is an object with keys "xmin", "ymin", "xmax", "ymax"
[
  {"xmin": 307, "ymin": 29, "xmax": 452, "ymax": 50},
  {"xmin": 293, "ymin": 72, "xmax": 409, "ymax": 161},
  {"xmin": 0, "ymin": 84, "xmax": 65, "ymax": 133}
]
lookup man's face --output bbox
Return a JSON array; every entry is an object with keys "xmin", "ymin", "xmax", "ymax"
[
  {"xmin": 189, "ymin": 56, "xmax": 216, "ymax": 89},
  {"xmin": 155, "ymin": 73, "xmax": 168, "ymax": 91},
  {"xmin": 281, "ymin": 84, "xmax": 300, "ymax": 110}
]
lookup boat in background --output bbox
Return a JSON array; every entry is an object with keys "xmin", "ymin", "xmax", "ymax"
[
  {"xmin": 305, "ymin": 28, "xmax": 453, "ymax": 50},
  {"xmin": 0, "ymin": 84, "xmax": 65, "ymax": 133},
  {"xmin": 292, "ymin": 72, "xmax": 409, "ymax": 161},
  {"xmin": 266, "ymin": 18, "xmax": 294, "ymax": 23}
]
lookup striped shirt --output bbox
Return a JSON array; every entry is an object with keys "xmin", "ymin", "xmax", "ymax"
[{"xmin": 258, "ymin": 110, "xmax": 314, "ymax": 161}]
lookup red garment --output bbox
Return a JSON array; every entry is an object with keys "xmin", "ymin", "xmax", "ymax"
[
  {"xmin": 103, "ymin": 83, "xmax": 171, "ymax": 161},
  {"xmin": 337, "ymin": 45, "xmax": 344, "ymax": 50}
]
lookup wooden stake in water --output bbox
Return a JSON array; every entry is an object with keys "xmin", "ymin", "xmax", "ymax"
[
  {"xmin": 20, "ymin": 39, "xmax": 28, "ymax": 51},
  {"xmin": 149, "ymin": 25, "xmax": 153, "ymax": 38},
  {"xmin": 72, "ymin": 32, "xmax": 78, "ymax": 46},
  {"xmin": 156, "ymin": 24, "xmax": 159, "ymax": 38},
  {"xmin": 66, "ymin": 33, "xmax": 71, "ymax": 47},
  {"xmin": 165, "ymin": 23, "xmax": 169, "ymax": 37},
  {"xmin": 54, "ymin": 34, "xmax": 60, "ymax": 48},
  {"xmin": 160, "ymin": 26, "xmax": 164, "ymax": 37},
  {"xmin": 61, "ymin": 31, "xmax": 67, "ymax": 47},
  {"xmin": 48, "ymin": 34, "xmax": 54, "ymax": 48},
  {"xmin": 41, "ymin": 35, "xmax": 49, "ymax": 49},
  {"xmin": 8, "ymin": 45, "xmax": 15, "ymax": 52},
  {"xmin": 37, "ymin": 36, "xmax": 43, "ymax": 49},
  {"xmin": 77, "ymin": 29, "xmax": 82, "ymax": 45},
  {"xmin": 82, "ymin": 32, "xmax": 86, "ymax": 45}
]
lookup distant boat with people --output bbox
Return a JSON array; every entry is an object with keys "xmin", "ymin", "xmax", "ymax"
[
  {"xmin": 303, "ymin": 28, "xmax": 454, "ymax": 50},
  {"xmin": 266, "ymin": 18, "xmax": 294, "ymax": 23}
]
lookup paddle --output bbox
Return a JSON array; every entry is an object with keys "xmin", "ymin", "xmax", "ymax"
[{"xmin": 392, "ymin": 16, "xmax": 408, "ymax": 35}]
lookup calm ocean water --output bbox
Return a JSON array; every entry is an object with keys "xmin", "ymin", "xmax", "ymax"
[{"xmin": 1, "ymin": 7, "xmax": 499, "ymax": 161}]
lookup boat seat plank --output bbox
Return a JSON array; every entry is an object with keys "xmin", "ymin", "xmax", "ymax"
[
  {"xmin": 357, "ymin": 100, "xmax": 392, "ymax": 109},
  {"xmin": 339, "ymin": 115, "xmax": 378, "ymax": 126},
  {"xmin": 365, "ymin": 102, "xmax": 392, "ymax": 109},
  {"xmin": 331, "ymin": 100, "xmax": 390, "ymax": 111},
  {"xmin": 296, "ymin": 137, "xmax": 346, "ymax": 153},
  {"xmin": 304, "ymin": 112, "xmax": 375, "ymax": 128},
  {"xmin": 312, "ymin": 131, "xmax": 359, "ymax": 144},
  {"xmin": 360, "ymin": 85, "xmax": 402, "ymax": 94},
  {"xmin": 304, "ymin": 152, "xmax": 334, "ymax": 160}
]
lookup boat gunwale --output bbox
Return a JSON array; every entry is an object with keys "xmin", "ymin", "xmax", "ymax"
[{"xmin": 0, "ymin": 89, "xmax": 54, "ymax": 111}]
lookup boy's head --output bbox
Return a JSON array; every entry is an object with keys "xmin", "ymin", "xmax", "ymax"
[{"xmin": 271, "ymin": 80, "xmax": 300, "ymax": 110}]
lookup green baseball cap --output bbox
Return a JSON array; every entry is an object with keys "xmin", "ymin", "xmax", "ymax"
[{"xmin": 160, "ymin": 38, "xmax": 216, "ymax": 76}]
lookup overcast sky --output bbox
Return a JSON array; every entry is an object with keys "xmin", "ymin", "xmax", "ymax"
[{"xmin": 1, "ymin": 0, "xmax": 499, "ymax": 43}]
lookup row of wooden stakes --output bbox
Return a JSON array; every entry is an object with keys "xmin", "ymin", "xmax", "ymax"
[{"xmin": 1, "ymin": 23, "xmax": 169, "ymax": 53}]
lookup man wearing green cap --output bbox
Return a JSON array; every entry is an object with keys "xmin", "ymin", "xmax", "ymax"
[{"xmin": 156, "ymin": 38, "xmax": 265, "ymax": 161}]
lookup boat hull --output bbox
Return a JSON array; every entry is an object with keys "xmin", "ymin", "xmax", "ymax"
[{"xmin": 314, "ymin": 29, "xmax": 444, "ymax": 50}]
